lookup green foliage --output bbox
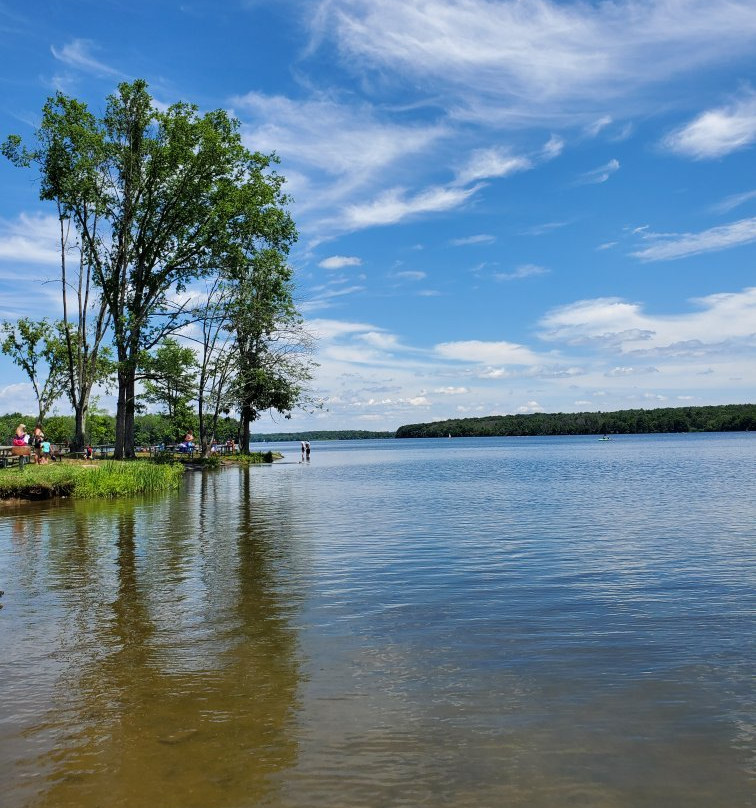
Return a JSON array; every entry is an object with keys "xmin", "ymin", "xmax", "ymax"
[
  {"xmin": 0, "ymin": 460, "xmax": 183, "ymax": 499},
  {"xmin": 396, "ymin": 404, "xmax": 756, "ymax": 438},
  {"xmin": 250, "ymin": 430, "xmax": 395, "ymax": 441},
  {"xmin": 0, "ymin": 318, "xmax": 68, "ymax": 421},
  {"xmin": 5, "ymin": 79, "xmax": 300, "ymax": 459}
]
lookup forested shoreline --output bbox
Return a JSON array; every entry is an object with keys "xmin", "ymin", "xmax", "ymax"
[{"xmin": 395, "ymin": 404, "xmax": 756, "ymax": 438}]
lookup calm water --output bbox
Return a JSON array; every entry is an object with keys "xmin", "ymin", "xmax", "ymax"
[{"xmin": 1, "ymin": 433, "xmax": 754, "ymax": 807}]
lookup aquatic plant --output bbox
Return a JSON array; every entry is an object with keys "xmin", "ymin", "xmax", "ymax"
[{"xmin": 0, "ymin": 460, "xmax": 184, "ymax": 500}]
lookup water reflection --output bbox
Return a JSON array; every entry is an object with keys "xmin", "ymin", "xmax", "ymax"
[
  {"xmin": 2, "ymin": 435, "xmax": 755, "ymax": 808},
  {"xmin": 2, "ymin": 473, "xmax": 304, "ymax": 808}
]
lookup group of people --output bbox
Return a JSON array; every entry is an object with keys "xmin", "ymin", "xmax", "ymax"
[
  {"xmin": 301, "ymin": 440, "xmax": 311, "ymax": 461},
  {"xmin": 12, "ymin": 423, "xmax": 54, "ymax": 464}
]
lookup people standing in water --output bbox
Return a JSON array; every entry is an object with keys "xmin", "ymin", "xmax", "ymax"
[
  {"xmin": 305, "ymin": 441, "xmax": 311, "ymax": 461},
  {"xmin": 301, "ymin": 441, "xmax": 306, "ymax": 461}
]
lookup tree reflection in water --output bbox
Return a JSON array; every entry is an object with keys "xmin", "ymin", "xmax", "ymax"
[{"xmin": 9, "ymin": 470, "xmax": 303, "ymax": 808}]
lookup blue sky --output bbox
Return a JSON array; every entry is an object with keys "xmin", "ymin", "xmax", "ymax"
[{"xmin": 1, "ymin": 0, "xmax": 755, "ymax": 432}]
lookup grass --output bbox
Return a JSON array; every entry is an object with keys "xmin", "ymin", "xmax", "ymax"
[{"xmin": 0, "ymin": 460, "xmax": 185, "ymax": 500}]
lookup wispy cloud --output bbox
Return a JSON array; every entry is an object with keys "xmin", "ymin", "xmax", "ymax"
[
  {"xmin": 576, "ymin": 158, "xmax": 620, "ymax": 185},
  {"xmin": 0, "ymin": 213, "xmax": 62, "ymax": 265},
  {"xmin": 455, "ymin": 147, "xmax": 531, "ymax": 184},
  {"xmin": 319, "ymin": 255, "xmax": 363, "ymax": 269},
  {"xmin": 50, "ymin": 39, "xmax": 123, "ymax": 77},
  {"xmin": 494, "ymin": 264, "xmax": 549, "ymax": 281},
  {"xmin": 711, "ymin": 189, "xmax": 756, "ymax": 214},
  {"xmin": 632, "ymin": 216, "xmax": 756, "ymax": 260},
  {"xmin": 662, "ymin": 90, "xmax": 756, "ymax": 159},
  {"xmin": 312, "ymin": 0, "xmax": 756, "ymax": 125},
  {"xmin": 450, "ymin": 234, "xmax": 496, "ymax": 246},
  {"xmin": 435, "ymin": 339, "xmax": 545, "ymax": 366},
  {"xmin": 337, "ymin": 183, "xmax": 483, "ymax": 231}
]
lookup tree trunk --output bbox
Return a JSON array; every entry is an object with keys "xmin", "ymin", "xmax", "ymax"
[
  {"xmin": 72, "ymin": 399, "xmax": 89, "ymax": 452},
  {"xmin": 114, "ymin": 376, "xmax": 127, "ymax": 459},
  {"xmin": 240, "ymin": 404, "xmax": 251, "ymax": 455}
]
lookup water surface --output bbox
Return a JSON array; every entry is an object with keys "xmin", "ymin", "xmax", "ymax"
[{"xmin": 1, "ymin": 433, "xmax": 754, "ymax": 806}]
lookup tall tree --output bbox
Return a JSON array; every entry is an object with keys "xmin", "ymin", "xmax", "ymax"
[
  {"xmin": 227, "ymin": 249, "xmax": 316, "ymax": 451},
  {"xmin": 4, "ymin": 79, "xmax": 296, "ymax": 457},
  {"xmin": 0, "ymin": 318, "xmax": 68, "ymax": 424}
]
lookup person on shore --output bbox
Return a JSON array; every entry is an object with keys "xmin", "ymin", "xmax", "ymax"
[
  {"xmin": 32, "ymin": 425, "xmax": 45, "ymax": 464},
  {"xmin": 40, "ymin": 440, "xmax": 51, "ymax": 464},
  {"xmin": 12, "ymin": 424, "xmax": 29, "ymax": 446},
  {"xmin": 85, "ymin": 445, "xmax": 93, "ymax": 460}
]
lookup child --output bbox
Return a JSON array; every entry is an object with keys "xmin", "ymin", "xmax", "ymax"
[{"xmin": 41, "ymin": 440, "xmax": 51, "ymax": 464}]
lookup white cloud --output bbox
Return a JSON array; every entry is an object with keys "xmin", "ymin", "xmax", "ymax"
[
  {"xmin": 663, "ymin": 91, "xmax": 756, "ymax": 158},
  {"xmin": 435, "ymin": 339, "xmax": 544, "ymax": 366},
  {"xmin": 539, "ymin": 287, "xmax": 756, "ymax": 355},
  {"xmin": 518, "ymin": 401, "xmax": 544, "ymax": 413},
  {"xmin": 494, "ymin": 264, "xmax": 549, "ymax": 281},
  {"xmin": 392, "ymin": 270, "xmax": 427, "ymax": 281},
  {"xmin": 235, "ymin": 91, "xmax": 447, "ymax": 202},
  {"xmin": 455, "ymin": 147, "xmax": 531, "ymax": 184},
  {"xmin": 312, "ymin": 0, "xmax": 756, "ymax": 125},
  {"xmin": 0, "ymin": 212, "xmax": 63, "ymax": 265},
  {"xmin": 319, "ymin": 255, "xmax": 363, "ymax": 269},
  {"xmin": 632, "ymin": 216, "xmax": 756, "ymax": 260},
  {"xmin": 541, "ymin": 134, "xmax": 565, "ymax": 159},
  {"xmin": 338, "ymin": 183, "xmax": 483, "ymax": 230},
  {"xmin": 50, "ymin": 39, "xmax": 123, "ymax": 77},
  {"xmin": 450, "ymin": 234, "xmax": 496, "ymax": 246},
  {"xmin": 576, "ymin": 158, "xmax": 620, "ymax": 185},
  {"xmin": 711, "ymin": 189, "xmax": 756, "ymax": 213},
  {"xmin": 433, "ymin": 386, "xmax": 469, "ymax": 395},
  {"xmin": 585, "ymin": 115, "xmax": 613, "ymax": 137}
]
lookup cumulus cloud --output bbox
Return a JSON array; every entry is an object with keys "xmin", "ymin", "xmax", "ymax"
[
  {"xmin": 433, "ymin": 386, "xmax": 469, "ymax": 395},
  {"xmin": 539, "ymin": 287, "xmax": 756, "ymax": 355},
  {"xmin": 663, "ymin": 91, "xmax": 756, "ymax": 158}
]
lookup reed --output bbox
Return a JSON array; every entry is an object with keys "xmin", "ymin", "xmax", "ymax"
[{"xmin": 0, "ymin": 461, "xmax": 184, "ymax": 500}]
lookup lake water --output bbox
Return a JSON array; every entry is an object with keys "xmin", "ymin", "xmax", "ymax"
[{"xmin": 1, "ymin": 433, "xmax": 754, "ymax": 807}]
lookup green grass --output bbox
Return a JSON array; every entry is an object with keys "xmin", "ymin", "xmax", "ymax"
[{"xmin": 0, "ymin": 460, "xmax": 184, "ymax": 500}]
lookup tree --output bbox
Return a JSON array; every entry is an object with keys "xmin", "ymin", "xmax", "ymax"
[
  {"xmin": 4, "ymin": 79, "xmax": 297, "ymax": 458},
  {"xmin": 140, "ymin": 337, "xmax": 198, "ymax": 440},
  {"xmin": 0, "ymin": 318, "xmax": 68, "ymax": 424},
  {"xmin": 226, "ymin": 249, "xmax": 316, "ymax": 452},
  {"xmin": 193, "ymin": 277, "xmax": 238, "ymax": 456}
]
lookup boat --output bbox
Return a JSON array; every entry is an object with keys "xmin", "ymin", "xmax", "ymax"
[{"xmin": 598, "ymin": 435, "xmax": 612, "ymax": 441}]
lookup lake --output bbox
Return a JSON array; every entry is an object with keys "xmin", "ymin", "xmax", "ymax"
[{"xmin": 1, "ymin": 433, "xmax": 754, "ymax": 807}]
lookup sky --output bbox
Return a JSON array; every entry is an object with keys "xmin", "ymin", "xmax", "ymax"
[{"xmin": 0, "ymin": 0, "xmax": 755, "ymax": 433}]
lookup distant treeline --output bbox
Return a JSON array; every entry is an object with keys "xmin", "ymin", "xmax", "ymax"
[
  {"xmin": 395, "ymin": 404, "xmax": 756, "ymax": 438},
  {"xmin": 252, "ymin": 430, "xmax": 395, "ymax": 442}
]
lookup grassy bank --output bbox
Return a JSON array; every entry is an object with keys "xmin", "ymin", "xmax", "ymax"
[{"xmin": 0, "ymin": 461, "xmax": 185, "ymax": 500}]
